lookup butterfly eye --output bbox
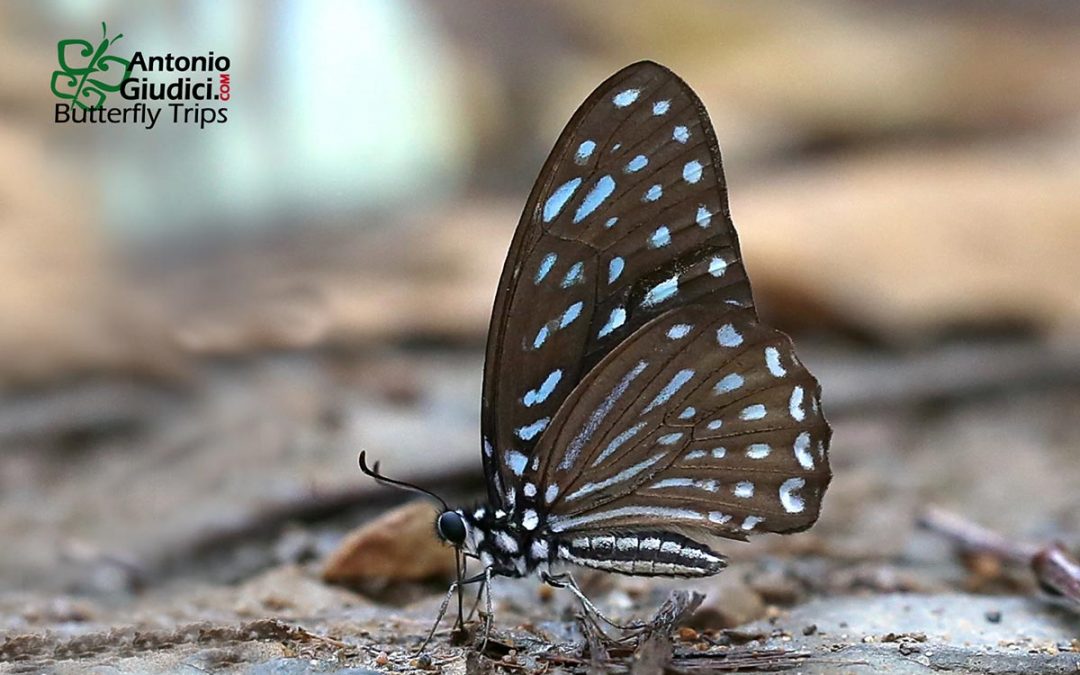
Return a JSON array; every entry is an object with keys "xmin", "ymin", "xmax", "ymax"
[{"xmin": 436, "ymin": 511, "xmax": 467, "ymax": 546}]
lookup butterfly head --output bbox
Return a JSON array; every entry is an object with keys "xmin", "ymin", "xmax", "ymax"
[{"xmin": 435, "ymin": 509, "xmax": 467, "ymax": 547}]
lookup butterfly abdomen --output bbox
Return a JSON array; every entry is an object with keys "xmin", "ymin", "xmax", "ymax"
[{"xmin": 556, "ymin": 531, "xmax": 726, "ymax": 577}]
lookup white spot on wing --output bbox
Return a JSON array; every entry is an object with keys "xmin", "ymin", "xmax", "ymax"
[
  {"xmin": 746, "ymin": 443, "xmax": 771, "ymax": 459},
  {"xmin": 765, "ymin": 347, "xmax": 786, "ymax": 377},
  {"xmin": 793, "ymin": 432, "xmax": 814, "ymax": 470},
  {"xmin": 652, "ymin": 100, "xmax": 670, "ymax": 115},
  {"xmin": 780, "ymin": 477, "xmax": 806, "ymax": 513},
  {"xmin": 560, "ymin": 301, "xmax": 584, "ymax": 328},
  {"xmin": 734, "ymin": 481, "xmax": 754, "ymax": 498},
  {"xmin": 522, "ymin": 509, "xmax": 539, "ymax": 530},
  {"xmin": 643, "ymin": 184, "xmax": 663, "ymax": 202},
  {"xmin": 709, "ymin": 257, "xmax": 727, "ymax": 277},
  {"xmin": 673, "ymin": 125, "xmax": 690, "ymax": 143},
  {"xmin": 790, "ymin": 386, "xmax": 806, "ymax": 421}
]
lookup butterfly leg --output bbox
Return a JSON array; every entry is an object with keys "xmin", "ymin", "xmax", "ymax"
[
  {"xmin": 416, "ymin": 570, "xmax": 489, "ymax": 654},
  {"xmin": 477, "ymin": 566, "xmax": 494, "ymax": 652},
  {"xmin": 541, "ymin": 571, "xmax": 648, "ymax": 632}
]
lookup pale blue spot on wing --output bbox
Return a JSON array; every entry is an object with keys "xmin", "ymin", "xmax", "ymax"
[
  {"xmin": 652, "ymin": 99, "xmax": 670, "ymax": 115},
  {"xmin": 506, "ymin": 450, "xmax": 528, "ymax": 476},
  {"xmin": 533, "ymin": 325, "xmax": 550, "ymax": 349},
  {"xmin": 716, "ymin": 323, "xmax": 743, "ymax": 347},
  {"xmin": 543, "ymin": 178, "xmax": 582, "ymax": 222},
  {"xmin": 561, "ymin": 261, "xmax": 584, "ymax": 288},
  {"xmin": 643, "ymin": 184, "xmax": 663, "ymax": 202},
  {"xmin": 714, "ymin": 373, "xmax": 744, "ymax": 395},
  {"xmin": 591, "ymin": 420, "xmax": 647, "ymax": 466},
  {"xmin": 605, "ymin": 217, "xmax": 619, "ymax": 229},
  {"xmin": 642, "ymin": 275, "xmax": 678, "ymax": 307},
  {"xmin": 535, "ymin": 252, "xmax": 557, "ymax": 284},
  {"xmin": 613, "ymin": 88, "xmax": 640, "ymax": 107},
  {"xmin": 678, "ymin": 406, "xmax": 696, "ymax": 419},
  {"xmin": 575, "ymin": 140, "xmax": 596, "ymax": 165},
  {"xmin": 696, "ymin": 205, "xmax": 711, "ymax": 228},
  {"xmin": 746, "ymin": 443, "xmax": 771, "ymax": 459},
  {"xmin": 642, "ymin": 369, "xmax": 696, "ymax": 413},
  {"xmin": 673, "ymin": 125, "xmax": 690, "ymax": 143},
  {"xmin": 740, "ymin": 404, "xmax": 766, "ymax": 421},
  {"xmin": 666, "ymin": 323, "xmax": 692, "ymax": 340},
  {"xmin": 625, "ymin": 154, "xmax": 648, "ymax": 173},
  {"xmin": 573, "ymin": 175, "xmax": 616, "ymax": 223},
  {"xmin": 598, "ymin": 306, "xmax": 626, "ymax": 338},
  {"xmin": 649, "ymin": 226, "xmax": 671, "ymax": 248},
  {"xmin": 709, "ymin": 257, "xmax": 727, "ymax": 277},
  {"xmin": 706, "ymin": 419, "xmax": 724, "ymax": 430},
  {"xmin": 560, "ymin": 301, "xmax": 584, "ymax": 328},
  {"xmin": 523, "ymin": 369, "xmax": 563, "ymax": 407},
  {"xmin": 657, "ymin": 432, "xmax": 684, "ymax": 445},
  {"xmin": 608, "ymin": 257, "xmax": 625, "ymax": 284},
  {"xmin": 683, "ymin": 160, "xmax": 704, "ymax": 183},
  {"xmin": 516, "ymin": 418, "xmax": 550, "ymax": 441}
]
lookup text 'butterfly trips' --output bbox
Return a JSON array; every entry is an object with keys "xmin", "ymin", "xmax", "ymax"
[{"xmin": 360, "ymin": 60, "xmax": 832, "ymax": 649}]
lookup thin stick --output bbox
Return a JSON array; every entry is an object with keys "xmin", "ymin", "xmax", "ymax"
[{"xmin": 918, "ymin": 505, "xmax": 1079, "ymax": 609}]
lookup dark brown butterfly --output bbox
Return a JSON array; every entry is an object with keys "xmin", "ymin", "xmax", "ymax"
[{"xmin": 361, "ymin": 60, "xmax": 831, "ymax": 643}]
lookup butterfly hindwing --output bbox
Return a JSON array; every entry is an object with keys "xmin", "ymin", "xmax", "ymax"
[
  {"xmin": 482, "ymin": 61, "xmax": 755, "ymax": 507},
  {"xmin": 524, "ymin": 304, "xmax": 831, "ymax": 541}
]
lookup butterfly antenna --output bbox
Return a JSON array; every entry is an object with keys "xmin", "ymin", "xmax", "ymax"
[{"xmin": 358, "ymin": 451, "xmax": 450, "ymax": 511}]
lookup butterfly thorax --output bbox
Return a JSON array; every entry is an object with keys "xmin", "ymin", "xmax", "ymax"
[{"xmin": 457, "ymin": 505, "xmax": 556, "ymax": 578}]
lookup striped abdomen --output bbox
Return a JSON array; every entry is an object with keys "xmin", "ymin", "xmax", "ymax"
[{"xmin": 557, "ymin": 531, "xmax": 726, "ymax": 577}]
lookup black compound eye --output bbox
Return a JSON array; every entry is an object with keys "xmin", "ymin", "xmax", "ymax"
[{"xmin": 436, "ymin": 511, "xmax": 467, "ymax": 546}]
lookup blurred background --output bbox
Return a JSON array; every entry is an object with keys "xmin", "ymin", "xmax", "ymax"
[{"xmin": 1, "ymin": 0, "xmax": 1078, "ymax": 658}]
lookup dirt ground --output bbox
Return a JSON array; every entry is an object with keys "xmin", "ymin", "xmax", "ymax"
[{"xmin": 1, "ymin": 338, "xmax": 1077, "ymax": 673}]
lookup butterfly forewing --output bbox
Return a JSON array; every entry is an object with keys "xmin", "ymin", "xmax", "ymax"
[
  {"xmin": 482, "ymin": 62, "xmax": 755, "ymax": 507},
  {"xmin": 526, "ymin": 304, "xmax": 831, "ymax": 541}
]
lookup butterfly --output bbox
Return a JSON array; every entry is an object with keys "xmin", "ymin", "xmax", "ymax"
[{"xmin": 360, "ymin": 60, "xmax": 831, "ymax": 645}]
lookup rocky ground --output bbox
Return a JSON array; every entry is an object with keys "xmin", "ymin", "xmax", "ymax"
[{"xmin": 1, "ymin": 338, "xmax": 1077, "ymax": 673}]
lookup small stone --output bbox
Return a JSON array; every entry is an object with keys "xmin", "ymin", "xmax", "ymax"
[
  {"xmin": 984, "ymin": 610, "xmax": 1002, "ymax": 623},
  {"xmin": 802, "ymin": 624, "xmax": 818, "ymax": 636},
  {"xmin": 375, "ymin": 652, "xmax": 389, "ymax": 666},
  {"xmin": 899, "ymin": 642, "xmax": 920, "ymax": 656},
  {"xmin": 677, "ymin": 627, "xmax": 699, "ymax": 641}
]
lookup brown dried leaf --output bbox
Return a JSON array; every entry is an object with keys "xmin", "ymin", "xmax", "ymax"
[{"xmin": 322, "ymin": 501, "xmax": 455, "ymax": 584}]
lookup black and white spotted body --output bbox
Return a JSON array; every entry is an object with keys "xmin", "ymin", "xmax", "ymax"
[{"xmin": 449, "ymin": 505, "xmax": 726, "ymax": 579}]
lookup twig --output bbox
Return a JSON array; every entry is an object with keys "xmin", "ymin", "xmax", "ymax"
[{"xmin": 917, "ymin": 505, "xmax": 1080, "ymax": 610}]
